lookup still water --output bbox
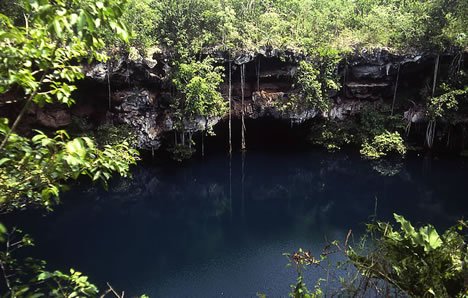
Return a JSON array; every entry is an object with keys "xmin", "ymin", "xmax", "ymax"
[{"xmin": 8, "ymin": 150, "xmax": 468, "ymax": 297}]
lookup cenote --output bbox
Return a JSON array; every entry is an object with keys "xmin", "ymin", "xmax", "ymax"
[{"xmin": 6, "ymin": 149, "xmax": 468, "ymax": 297}]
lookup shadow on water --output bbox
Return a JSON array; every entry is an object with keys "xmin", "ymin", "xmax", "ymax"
[{"xmin": 5, "ymin": 150, "xmax": 468, "ymax": 297}]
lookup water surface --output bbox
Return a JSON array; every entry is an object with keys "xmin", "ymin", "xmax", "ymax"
[{"xmin": 8, "ymin": 151, "xmax": 468, "ymax": 297}]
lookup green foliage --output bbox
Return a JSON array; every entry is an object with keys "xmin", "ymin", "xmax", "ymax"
[
  {"xmin": 349, "ymin": 214, "xmax": 468, "ymax": 297},
  {"xmin": 94, "ymin": 123, "xmax": 138, "ymax": 148},
  {"xmin": 0, "ymin": 0, "xmax": 128, "ymax": 106},
  {"xmin": 0, "ymin": 0, "xmax": 25, "ymax": 24},
  {"xmin": 0, "ymin": 1, "xmax": 141, "ymax": 296},
  {"xmin": 282, "ymin": 215, "xmax": 467, "ymax": 297},
  {"xmin": 168, "ymin": 143, "xmax": 196, "ymax": 162},
  {"xmin": 360, "ymin": 131, "xmax": 407, "ymax": 159},
  {"xmin": 169, "ymin": 57, "xmax": 226, "ymax": 160},
  {"xmin": 285, "ymin": 249, "xmax": 327, "ymax": 298},
  {"xmin": 0, "ymin": 0, "xmax": 139, "ymax": 212},
  {"xmin": 0, "ymin": 224, "xmax": 147, "ymax": 297},
  {"xmin": 154, "ymin": 0, "xmax": 226, "ymax": 58},
  {"xmin": 172, "ymin": 57, "xmax": 227, "ymax": 125},
  {"xmin": 311, "ymin": 104, "xmax": 407, "ymax": 158},
  {"xmin": 121, "ymin": 0, "xmax": 467, "ymax": 55},
  {"xmin": 282, "ymin": 50, "xmax": 340, "ymax": 114},
  {"xmin": 310, "ymin": 119, "xmax": 355, "ymax": 151},
  {"xmin": 424, "ymin": 64, "xmax": 468, "ymax": 127},
  {"xmin": 0, "ymin": 120, "xmax": 139, "ymax": 212},
  {"xmin": 427, "ymin": 84, "xmax": 468, "ymax": 121},
  {"xmin": 121, "ymin": 0, "xmax": 159, "ymax": 51},
  {"xmin": 36, "ymin": 269, "xmax": 99, "ymax": 297},
  {"xmin": 353, "ymin": 105, "xmax": 406, "ymax": 144}
]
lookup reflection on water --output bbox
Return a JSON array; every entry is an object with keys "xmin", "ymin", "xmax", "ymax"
[{"xmin": 8, "ymin": 151, "xmax": 468, "ymax": 297}]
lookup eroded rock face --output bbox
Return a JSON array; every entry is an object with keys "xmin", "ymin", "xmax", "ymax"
[
  {"xmin": 36, "ymin": 108, "xmax": 71, "ymax": 128},
  {"xmin": 84, "ymin": 54, "xmax": 162, "ymax": 87},
  {"xmin": 80, "ymin": 48, "xmax": 462, "ymax": 150},
  {"xmin": 329, "ymin": 100, "xmax": 367, "ymax": 120},
  {"xmin": 112, "ymin": 89, "xmax": 222, "ymax": 150},
  {"xmin": 113, "ymin": 89, "xmax": 163, "ymax": 149}
]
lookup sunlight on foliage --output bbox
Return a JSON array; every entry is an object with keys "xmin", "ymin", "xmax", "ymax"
[{"xmin": 360, "ymin": 131, "xmax": 406, "ymax": 159}]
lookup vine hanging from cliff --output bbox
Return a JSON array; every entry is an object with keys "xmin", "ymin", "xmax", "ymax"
[
  {"xmin": 280, "ymin": 47, "xmax": 341, "ymax": 115},
  {"xmin": 169, "ymin": 57, "xmax": 227, "ymax": 159}
]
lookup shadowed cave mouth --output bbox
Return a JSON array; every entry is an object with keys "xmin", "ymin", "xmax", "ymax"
[{"xmin": 153, "ymin": 117, "xmax": 315, "ymax": 158}]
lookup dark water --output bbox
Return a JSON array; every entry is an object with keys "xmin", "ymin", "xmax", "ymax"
[{"xmin": 6, "ymin": 150, "xmax": 468, "ymax": 297}]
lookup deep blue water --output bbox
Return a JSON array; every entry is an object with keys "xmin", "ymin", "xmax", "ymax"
[{"xmin": 6, "ymin": 150, "xmax": 468, "ymax": 297}]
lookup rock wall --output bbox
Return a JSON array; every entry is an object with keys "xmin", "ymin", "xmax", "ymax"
[
  {"xmin": 96, "ymin": 49, "xmax": 457, "ymax": 150},
  {"xmin": 3, "ymin": 48, "xmax": 465, "ymax": 151}
]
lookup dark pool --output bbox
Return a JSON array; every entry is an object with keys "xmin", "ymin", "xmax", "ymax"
[{"xmin": 6, "ymin": 150, "xmax": 468, "ymax": 297}]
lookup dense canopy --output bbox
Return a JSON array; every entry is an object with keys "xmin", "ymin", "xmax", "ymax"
[{"xmin": 121, "ymin": 0, "xmax": 467, "ymax": 56}]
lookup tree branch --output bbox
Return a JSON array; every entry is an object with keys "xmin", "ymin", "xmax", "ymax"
[{"xmin": 0, "ymin": 73, "xmax": 46, "ymax": 151}]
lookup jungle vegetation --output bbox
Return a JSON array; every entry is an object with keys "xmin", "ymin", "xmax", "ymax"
[
  {"xmin": 120, "ymin": 0, "xmax": 468, "ymax": 55},
  {"xmin": 0, "ymin": 0, "xmax": 467, "ymax": 297},
  {"xmin": 283, "ymin": 214, "xmax": 468, "ymax": 298},
  {"xmin": 116, "ymin": 0, "xmax": 468, "ymax": 160},
  {"xmin": 0, "ymin": 1, "xmax": 140, "ymax": 296}
]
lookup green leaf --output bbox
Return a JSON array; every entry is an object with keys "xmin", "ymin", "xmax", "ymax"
[
  {"xmin": 53, "ymin": 19, "xmax": 62, "ymax": 36},
  {"xmin": 420, "ymin": 226, "xmax": 443, "ymax": 251},
  {"xmin": 0, "ymin": 223, "xmax": 6, "ymax": 242},
  {"xmin": 37, "ymin": 271, "xmax": 52, "ymax": 281},
  {"xmin": 394, "ymin": 213, "xmax": 417, "ymax": 238},
  {"xmin": 0, "ymin": 158, "xmax": 9, "ymax": 166}
]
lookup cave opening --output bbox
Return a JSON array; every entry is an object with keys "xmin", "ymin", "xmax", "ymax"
[{"xmin": 189, "ymin": 117, "xmax": 315, "ymax": 156}]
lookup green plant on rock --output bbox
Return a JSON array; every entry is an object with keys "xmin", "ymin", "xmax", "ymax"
[
  {"xmin": 168, "ymin": 143, "xmax": 196, "ymax": 162},
  {"xmin": 169, "ymin": 57, "xmax": 226, "ymax": 160},
  {"xmin": 427, "ymin": 83, "xmax": 468, "ymax": 121},
  {"xmin": 310, "ymin": 119, "xmax": 356, "ymax": 151},
  {"xmin": 95, "ymin": 123, "xmax": 138, "ymax": 148},
  {"xmin": 285, "ymin": 49, "xmax": 341, "ymax": 115},
  {"xmin": 360, "ymin": 131, "xmax": 406, "ymax": 159},
  {"xmin": 356, "ymin": 104, "xmax": 406, "ymax": 142},
  {"xmin": 310, "ymin": 103, "xmax": 407, "ymax": 155},
  {"xmin": 172, "ymin": 58, "xmax": 226, "ymax": 121}
]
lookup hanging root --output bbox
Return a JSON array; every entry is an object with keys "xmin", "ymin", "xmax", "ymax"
[
  {"xmin": 405, "ymin": 120, "xmax": 412, "ymax": 137},
  {"xmin": 228, "ymin": 59, "xmax": 232, "ymax": 155},
  {"xmin": 240, "ymin": 63, "xmax": 246, "ymax": 151},
  {"xmin": 426, "ymin": 120, "xmax": 436, "ymax": 149},
  {"xmin": 391, "ymin": 64, "xmax": 400, "ymax": 115}
]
